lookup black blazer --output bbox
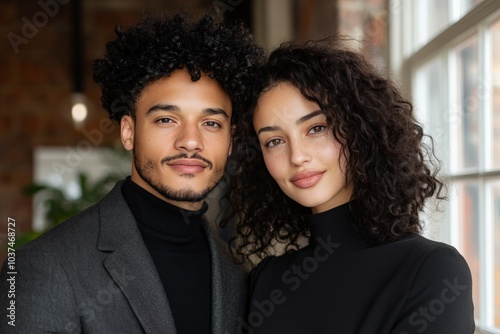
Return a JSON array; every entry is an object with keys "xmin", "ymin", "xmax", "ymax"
[{"xmin": 0, "ymin": 181, "xmax": 247, "ymax": 333}]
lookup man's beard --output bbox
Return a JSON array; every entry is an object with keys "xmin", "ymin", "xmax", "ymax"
[{"xmin": 133, "ymin": 148, "xmax": 224, "ymax": 203}]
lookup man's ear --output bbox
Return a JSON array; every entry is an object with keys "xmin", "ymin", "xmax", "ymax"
[
  {"xmin": 228, "ymin": 124, "xmax": 236, "ymax": 156},
  {"xmin": 120, "ymin": 115, "xmax": 135, "ymax": 151}
]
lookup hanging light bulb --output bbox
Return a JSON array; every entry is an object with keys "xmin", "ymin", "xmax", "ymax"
[{"xmin": 70, "ymin": 92, "xmax": 88, "ymax": 127}]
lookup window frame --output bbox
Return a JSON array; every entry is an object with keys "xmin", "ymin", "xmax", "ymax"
[{"xmin": 390, "ymin": 0, "xmax": 500, "ymax": 332}]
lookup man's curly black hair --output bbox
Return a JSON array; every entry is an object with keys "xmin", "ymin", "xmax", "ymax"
[
  {"xmin": 222, "ymin": 37, "xmax": 446, "ymax": 264},
  {"xmin": 93, "ymin": 13, "xmax": 264, "ymax": 125}
]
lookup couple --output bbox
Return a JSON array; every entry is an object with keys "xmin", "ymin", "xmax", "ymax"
[{"xmin": 0, "ymin": 13, "xmax": 474, "ymax": 334}]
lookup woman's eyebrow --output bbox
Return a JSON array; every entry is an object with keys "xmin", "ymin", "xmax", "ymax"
[
  {"xmin": 296, "ymin": 110, "xmax": 323, "ymax": 124},
  {"xmin": 257, "ymin": 125, "xmax": 282, "ymax": 136}
]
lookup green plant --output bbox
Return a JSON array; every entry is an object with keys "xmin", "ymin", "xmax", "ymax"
[
  {"xmin": 18, "ymin": 145, "xmax": 131, "ymax": 247},
  {"xmin": 19, "ymin": 172, "xmax": 124, "ymax": 247}
]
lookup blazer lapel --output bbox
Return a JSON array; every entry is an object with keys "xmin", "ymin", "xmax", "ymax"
[
  {"xmin": 97, "ymin": 182, "xmax": 177, "ymax": 334},
  {"xmin": 203, "ymin": 219, "xmax": 247, "ymax": 334}
]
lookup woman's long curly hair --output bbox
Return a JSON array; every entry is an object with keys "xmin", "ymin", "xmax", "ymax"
[
  {"xmin": 93, "ymin": 12, "xmax": 264, "ymax": 124},
  {"xmin": 222, "ymin": 37, "xmax": 446, "ymax": 264}
]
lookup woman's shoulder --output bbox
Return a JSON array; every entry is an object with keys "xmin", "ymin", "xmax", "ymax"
[
  {"xmin": 396, "ymin": 234, "xmax": 473, "ymax": 299},
  {"xmin": 399, "ymin": 234, "xmax": 469, "ymax": 270},
  {"xmin": 368, "ymin": 233, "xmax": 473, "ymax": 293},
  {"xmin": 391, "ymin": 235, "xmax": 475, "ymax": 332}
]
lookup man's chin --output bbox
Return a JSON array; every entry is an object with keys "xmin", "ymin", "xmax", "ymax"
[
  {"xmin": 155, "ymin": 186, "xmax": 212, "ymax": 203},
  {"xmin": 135, "ymin": 166, "xmax": 223, "ymax": 204}
]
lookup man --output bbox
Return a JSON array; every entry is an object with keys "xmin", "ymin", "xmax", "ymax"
[{"xmin": 0, "ymin": 13, "xmax": 263, "ymax": 333}]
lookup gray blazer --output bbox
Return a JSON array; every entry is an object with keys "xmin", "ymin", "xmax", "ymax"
[{"xmin": 0, "ymin": 181, "xmax": 247, "ymax": 333}]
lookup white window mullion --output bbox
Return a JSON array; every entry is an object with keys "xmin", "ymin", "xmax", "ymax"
[
  {"xmin": 448, "ymin": 49, "xmax": 459, "ymax": 175},
  {"xmin": 441, "ymin": 50, "xmax": 451, "ymax": 174},
  {"xmin": 452, "ymin": 0, "xmax": 462, "ymax": 24},
  {"xmin": 405, "ymin": 0, "xmax": 412, "ymax": 56},
  {"xmin": 483, "ymin": 21, "xmax": 494, "ymax": 171},
  {"xmin": 481, "ymin": 17, "xmax": 497, "ymax": 329},
  {"xmin": 449, "ymin": 182, "xmax": 460, "ymax": 247},
  {"xmin": 389, "ymin": 0, "xmax": 407, "ymax": 82},
  {"xmin": 484, "ymin": 179, "xmax": 495, "ymax": 327}
]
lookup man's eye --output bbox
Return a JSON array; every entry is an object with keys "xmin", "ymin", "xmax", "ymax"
[
  {"xmin": 204, "ymin": 121, "xmax": 221, "ymax": 128},
  {"xmin": 156, "ymin": 118, "xmax": 174, "ymax": 124}
]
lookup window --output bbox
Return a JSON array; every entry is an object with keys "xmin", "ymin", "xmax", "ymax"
[{"xmin": 391, "ymin": 0, "xmax": 500, "ymax": 331}]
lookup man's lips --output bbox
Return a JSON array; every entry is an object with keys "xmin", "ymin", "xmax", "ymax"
[
  {"xmin": 167, "ymin": 159, "xmax": 207, "ymax": 174},
  {"xmin": 290, "ymin": 170, "xmax": 325, "ymax": 188}
]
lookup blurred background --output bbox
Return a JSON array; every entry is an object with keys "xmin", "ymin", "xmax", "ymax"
[{"xmin": 0, "ymin": 0, "xmax": 499, "ymax": 332}]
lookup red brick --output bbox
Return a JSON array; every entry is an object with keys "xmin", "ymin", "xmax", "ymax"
[{"xmin": 0, "ymin": 114, "xmax": 14, "ymax": 135}]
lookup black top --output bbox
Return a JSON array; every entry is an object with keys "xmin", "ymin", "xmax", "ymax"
[
  {"xmin": 247, "ymin": 202, "xmax": 475, "ymax": 334},
  {"xmin": 122, "ymin": 177, "xmax": 211, "ymax": 333}
]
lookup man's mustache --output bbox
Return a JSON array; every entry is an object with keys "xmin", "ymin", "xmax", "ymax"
[{"xmin": 161, "ymin": 153, "xmax": 213, "ymax": 170}]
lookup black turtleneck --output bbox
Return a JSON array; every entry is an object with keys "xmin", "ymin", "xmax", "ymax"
[
  {"xmin": 122, "ymin": 177, "xmax": 211, "ymax": 333},
  {"xmin": 248, "ymin": 202, "xmax": 475, "ymax": 334}
]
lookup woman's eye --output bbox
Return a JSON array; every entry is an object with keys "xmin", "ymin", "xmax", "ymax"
[
  {"xmin": 308, "ymin": 125, "xmax": 326, "ymax": 134},
  {"xmin": 265, "ymin": 138, "xmax": 284, "ymax": 148}
]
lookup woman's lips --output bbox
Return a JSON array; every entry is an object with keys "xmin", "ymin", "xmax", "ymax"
[
  {"xmin": 290, "ymin": 170, "xmax": 324, "ymax": 188},
  {"xmin": 167, "ymin": 159, "xmax": 207, "ymax": 174}
]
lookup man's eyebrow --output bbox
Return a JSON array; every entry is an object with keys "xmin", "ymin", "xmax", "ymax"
[
  {"xmin": 146, "ymin": 104, "xmax": 180, "ymax": 114},
  {"xmin": 203, "ymin": 108, "xmax": 229, "ymax": 119},
  {"xmin": 297, "ymin": 110, "xmax": 323, "ymax": 124},
  {"xmin": 146, "ymin": 105, "xmax": 229, "ymax": 119}
]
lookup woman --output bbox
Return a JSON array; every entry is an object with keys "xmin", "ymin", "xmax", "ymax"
[{"xmin": 224, "ymin": 38, "xmax": 475, "ymax": 333}]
